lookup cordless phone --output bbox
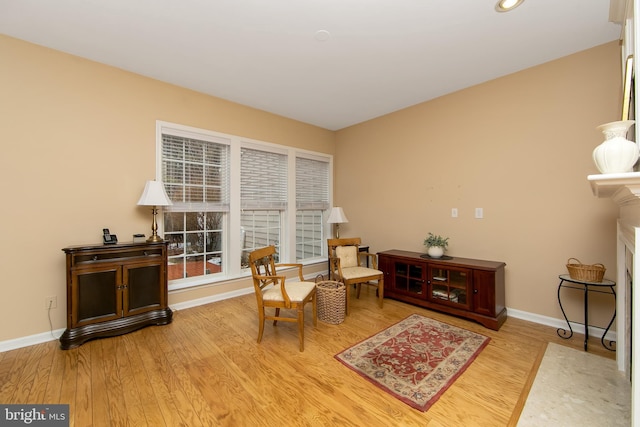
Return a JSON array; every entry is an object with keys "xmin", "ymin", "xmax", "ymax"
[{"xmin": 103, "ymin": 228, "xmax": 118, "ymax": 244}]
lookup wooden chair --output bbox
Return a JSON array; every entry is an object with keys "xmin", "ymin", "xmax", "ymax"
[
  {"xmin": 249, "ymin": 246, "xmax": 317, "ymax": 352},
  {"xmin": 327, "ymin": 237, "xmax": 384, "ymax": 315}
]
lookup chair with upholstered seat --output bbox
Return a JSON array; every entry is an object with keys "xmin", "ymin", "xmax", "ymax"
[
  {"xmin": 249, "ymin": 246, "xmax": 317, "ymax": 352},
  {"xmin": 328, "ymin": 237, "xmax": 384, "ymax": 315}
]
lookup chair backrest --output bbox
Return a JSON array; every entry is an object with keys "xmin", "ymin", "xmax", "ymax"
[
  {"xmin": 328, "ymin": 237, "xmax": 362, "ymax": 268},
  {"xmin": 249, "ymin": 246, "xmax": 278, "ymax": 291},
  {"xmin": 336, "ymin": 245, "xmax": 358, "ymax": 268}
]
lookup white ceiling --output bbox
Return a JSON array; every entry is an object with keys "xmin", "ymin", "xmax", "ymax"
[{"xmin": 0, "ymin": 0, "xmax": 623, "ymax": 130}]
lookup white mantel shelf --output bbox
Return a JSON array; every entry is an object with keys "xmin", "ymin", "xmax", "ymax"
[{"xmin": 588, "ymin": 172, "xmax": 640, "ymax": 204}]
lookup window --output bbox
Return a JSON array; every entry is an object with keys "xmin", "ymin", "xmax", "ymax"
[
  {"xmin": 160, "ymin": 131, "xmax": 230, "ymax": 282},
  {"xmin": 157, "ymin": 121, "xmax": 332, "ymax": 289},
  {"xmin": 240, "ymin": 147, "xmax": 288, "ymax": 267},
  {"xmin": 296, "ymin": 156, "xmax": 329, "ymax": 261}
]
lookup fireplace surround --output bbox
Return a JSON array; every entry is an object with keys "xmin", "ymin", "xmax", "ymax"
[{"xmin": 588, "ymin": 171, "xmax": 640, "ymax": 417}]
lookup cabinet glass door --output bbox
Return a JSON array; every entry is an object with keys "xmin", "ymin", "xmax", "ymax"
[
  {"xmin": 393, "ymin": 261, "xmax": 425, "ymax": 296},
  {"xmin": 428, "ymin": 266, "xmax": 471, "ymax": 309},
  {"xmin": 125, "ymin": 263, "xmax": 163, "ymax": 316},
  {"xmin": 73, "ymin": 267, "xmax": 122, "ymax": 327}
]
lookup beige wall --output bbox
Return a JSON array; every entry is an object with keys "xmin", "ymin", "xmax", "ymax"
[
  {"xmin": 0, "ymin": 34, "xmax": 623, "ymax": 345},
  {"xmin": 334, "ymin": 41, "xmax": 622, "ymax": 326},
  {"xmin": 0, "ymin": 35, "xmax": 334, "ymax": 342}
]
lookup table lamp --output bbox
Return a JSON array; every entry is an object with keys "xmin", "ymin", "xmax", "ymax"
[
  {"xmin": 137, "ymin": 180, "xmax": 173, "ymax": 242},
  {"xmin": 327, "ymin": 207, "xmax": 349, "ymax": 238}
]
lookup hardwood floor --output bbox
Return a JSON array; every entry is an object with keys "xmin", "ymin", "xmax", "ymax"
[{"xmin": 0, "ymin": 288, "xmax": 615, "ymax": 427}]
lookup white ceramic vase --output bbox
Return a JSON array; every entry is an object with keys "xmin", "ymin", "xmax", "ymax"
[
  {"xmin": 427, "ymin": 246, "xmax": 444, "ymax": 258},
  {"xmin": 593, "ymin": 120, "xmax": 639, "ymax": 174}
]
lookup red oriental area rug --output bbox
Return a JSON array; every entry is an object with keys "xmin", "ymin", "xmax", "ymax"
[{"xmin": 334, "ymin": 314, "xmax": 490, "ymax": 411}]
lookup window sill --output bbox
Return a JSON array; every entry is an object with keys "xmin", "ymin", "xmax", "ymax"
[{"xmin": 167, "ymin": 258, "xmax": 326, "ymax": 292}]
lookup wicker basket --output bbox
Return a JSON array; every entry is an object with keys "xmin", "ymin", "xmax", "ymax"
[
  {"xmin": 315, "ymin": 279, "xmax": 346, "ymax": 325},
  {"xmin": 566, "ymin": 258, "xmax": 606, "ymax": 282}
]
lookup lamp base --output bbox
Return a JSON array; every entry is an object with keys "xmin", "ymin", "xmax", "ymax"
[{"xmin": 146, "ymin": 206, "xmax": 164, "ymax": 243}]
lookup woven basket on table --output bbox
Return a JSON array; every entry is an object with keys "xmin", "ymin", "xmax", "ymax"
[
  {"xmin": 315, "ymin": 278, "xmax": 346, "ymax": 325},
  {"xmin": 566, "ymin": 258, "xmax": 606, "ymax": 282}
]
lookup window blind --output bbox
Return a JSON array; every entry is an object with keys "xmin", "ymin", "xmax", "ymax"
[
  {"xmin": 296, "ymin": 156, "xmax": 329, "ymax": 210},
  {"xmin": 161, "ymin": 134, "xmax": 230, "ymax": 212},
  {"xmin": 241, "ymin": 147, "xmax": 287, "ymax": 210}
]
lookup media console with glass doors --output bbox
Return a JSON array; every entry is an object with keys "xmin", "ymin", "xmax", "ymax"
[
  {"xmin": 60, "ymin": 241, "xmax": 173, "ymax": 349},
  {"xmin": 378, "ymin": 250, "xmax": 506, "ymax": 330}
]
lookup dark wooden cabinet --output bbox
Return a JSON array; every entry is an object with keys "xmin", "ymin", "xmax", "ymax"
[
  {"xmin": 378, "ymin": 250, "xmax": 506, "ymax": 330},
  {"xmin": 60, "ymin": 241, "xmax": 173, "ymax": 349}
]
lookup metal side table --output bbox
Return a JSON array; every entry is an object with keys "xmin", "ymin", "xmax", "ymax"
[{"xmin": 556, "ymin": 274, "xmax": 616, "ymax": 351}]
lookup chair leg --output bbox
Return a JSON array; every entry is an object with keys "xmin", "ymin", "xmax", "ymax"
[
  {"xmin": 356, "ymin": 283, "xmax": 362, "ymax": 299},
  {"xmin": 378, "ymin": 278, "xmax": 384, "ymax": 308},
  {"xmin": 273, "ymin": 307, "xmax": 280, "ymax": 326},
  {"xmin": 257, "ymin": 308, "xmax": 265, "ymax": 344},
  {"xmin": 312, "ymin": 294, "xmax": 318, "ymax": 326},
  {"xmin": 298, "ymin": 307, "xmax": 305, "ymax": 352}
]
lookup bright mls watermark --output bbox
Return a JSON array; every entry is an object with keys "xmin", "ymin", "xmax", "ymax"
[{"xmin": 0, "ymin": 405, "xmax": 69, "ymax": 426}]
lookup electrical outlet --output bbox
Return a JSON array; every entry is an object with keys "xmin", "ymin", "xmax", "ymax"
[
  {"xmin": 475, "ymin": 207, "xmax": 484, "ymax": 219},
  {"xmin": 45, "ymin": 296, "xmax": 57, "ymax": 309},
  {"xmin": 451, "ymin": 208, "xmax": 458, "ymax": 218}
]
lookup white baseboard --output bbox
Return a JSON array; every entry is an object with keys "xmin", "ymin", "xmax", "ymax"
[
  {"xmin": 507, "ymin": 307, "xmax": 617, "ymax": 342},
  {"xmin": 0, "ymin": 300, "xmax": 616, "ymax": 353},
  {"xmin": 169, "ymin": 287, "xmax": 254, "ymax": 311},
  {"xmin": 0, "ymin": 329, "xmax": 66, "ymax": 353}
]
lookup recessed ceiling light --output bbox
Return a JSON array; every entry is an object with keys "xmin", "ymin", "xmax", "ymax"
[
  {"xmin": 495, "ymin": 0, "xmax": 524, "ymax": 12},
  {"xmin": 315, "ymin": 30, "xmax": 331, "ymax": 42}
]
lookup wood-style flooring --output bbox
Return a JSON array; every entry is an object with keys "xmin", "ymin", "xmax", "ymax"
[{"xmin": 0, "ymin": 287, "xmax": 616, "ymax": 426}]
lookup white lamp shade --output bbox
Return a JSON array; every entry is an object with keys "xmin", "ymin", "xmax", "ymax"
[
  {"xmin": 327, "ymin": 207, "xmax": 348, "ymax": 224},
  {"xmin": 137, "ymin": 180, "xmax": 173, "ymax": 206}
]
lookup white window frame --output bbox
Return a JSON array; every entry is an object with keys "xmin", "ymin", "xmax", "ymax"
[{"xmin": 156, "ymin": 121, "xmax": 333, "ymax": 291}]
